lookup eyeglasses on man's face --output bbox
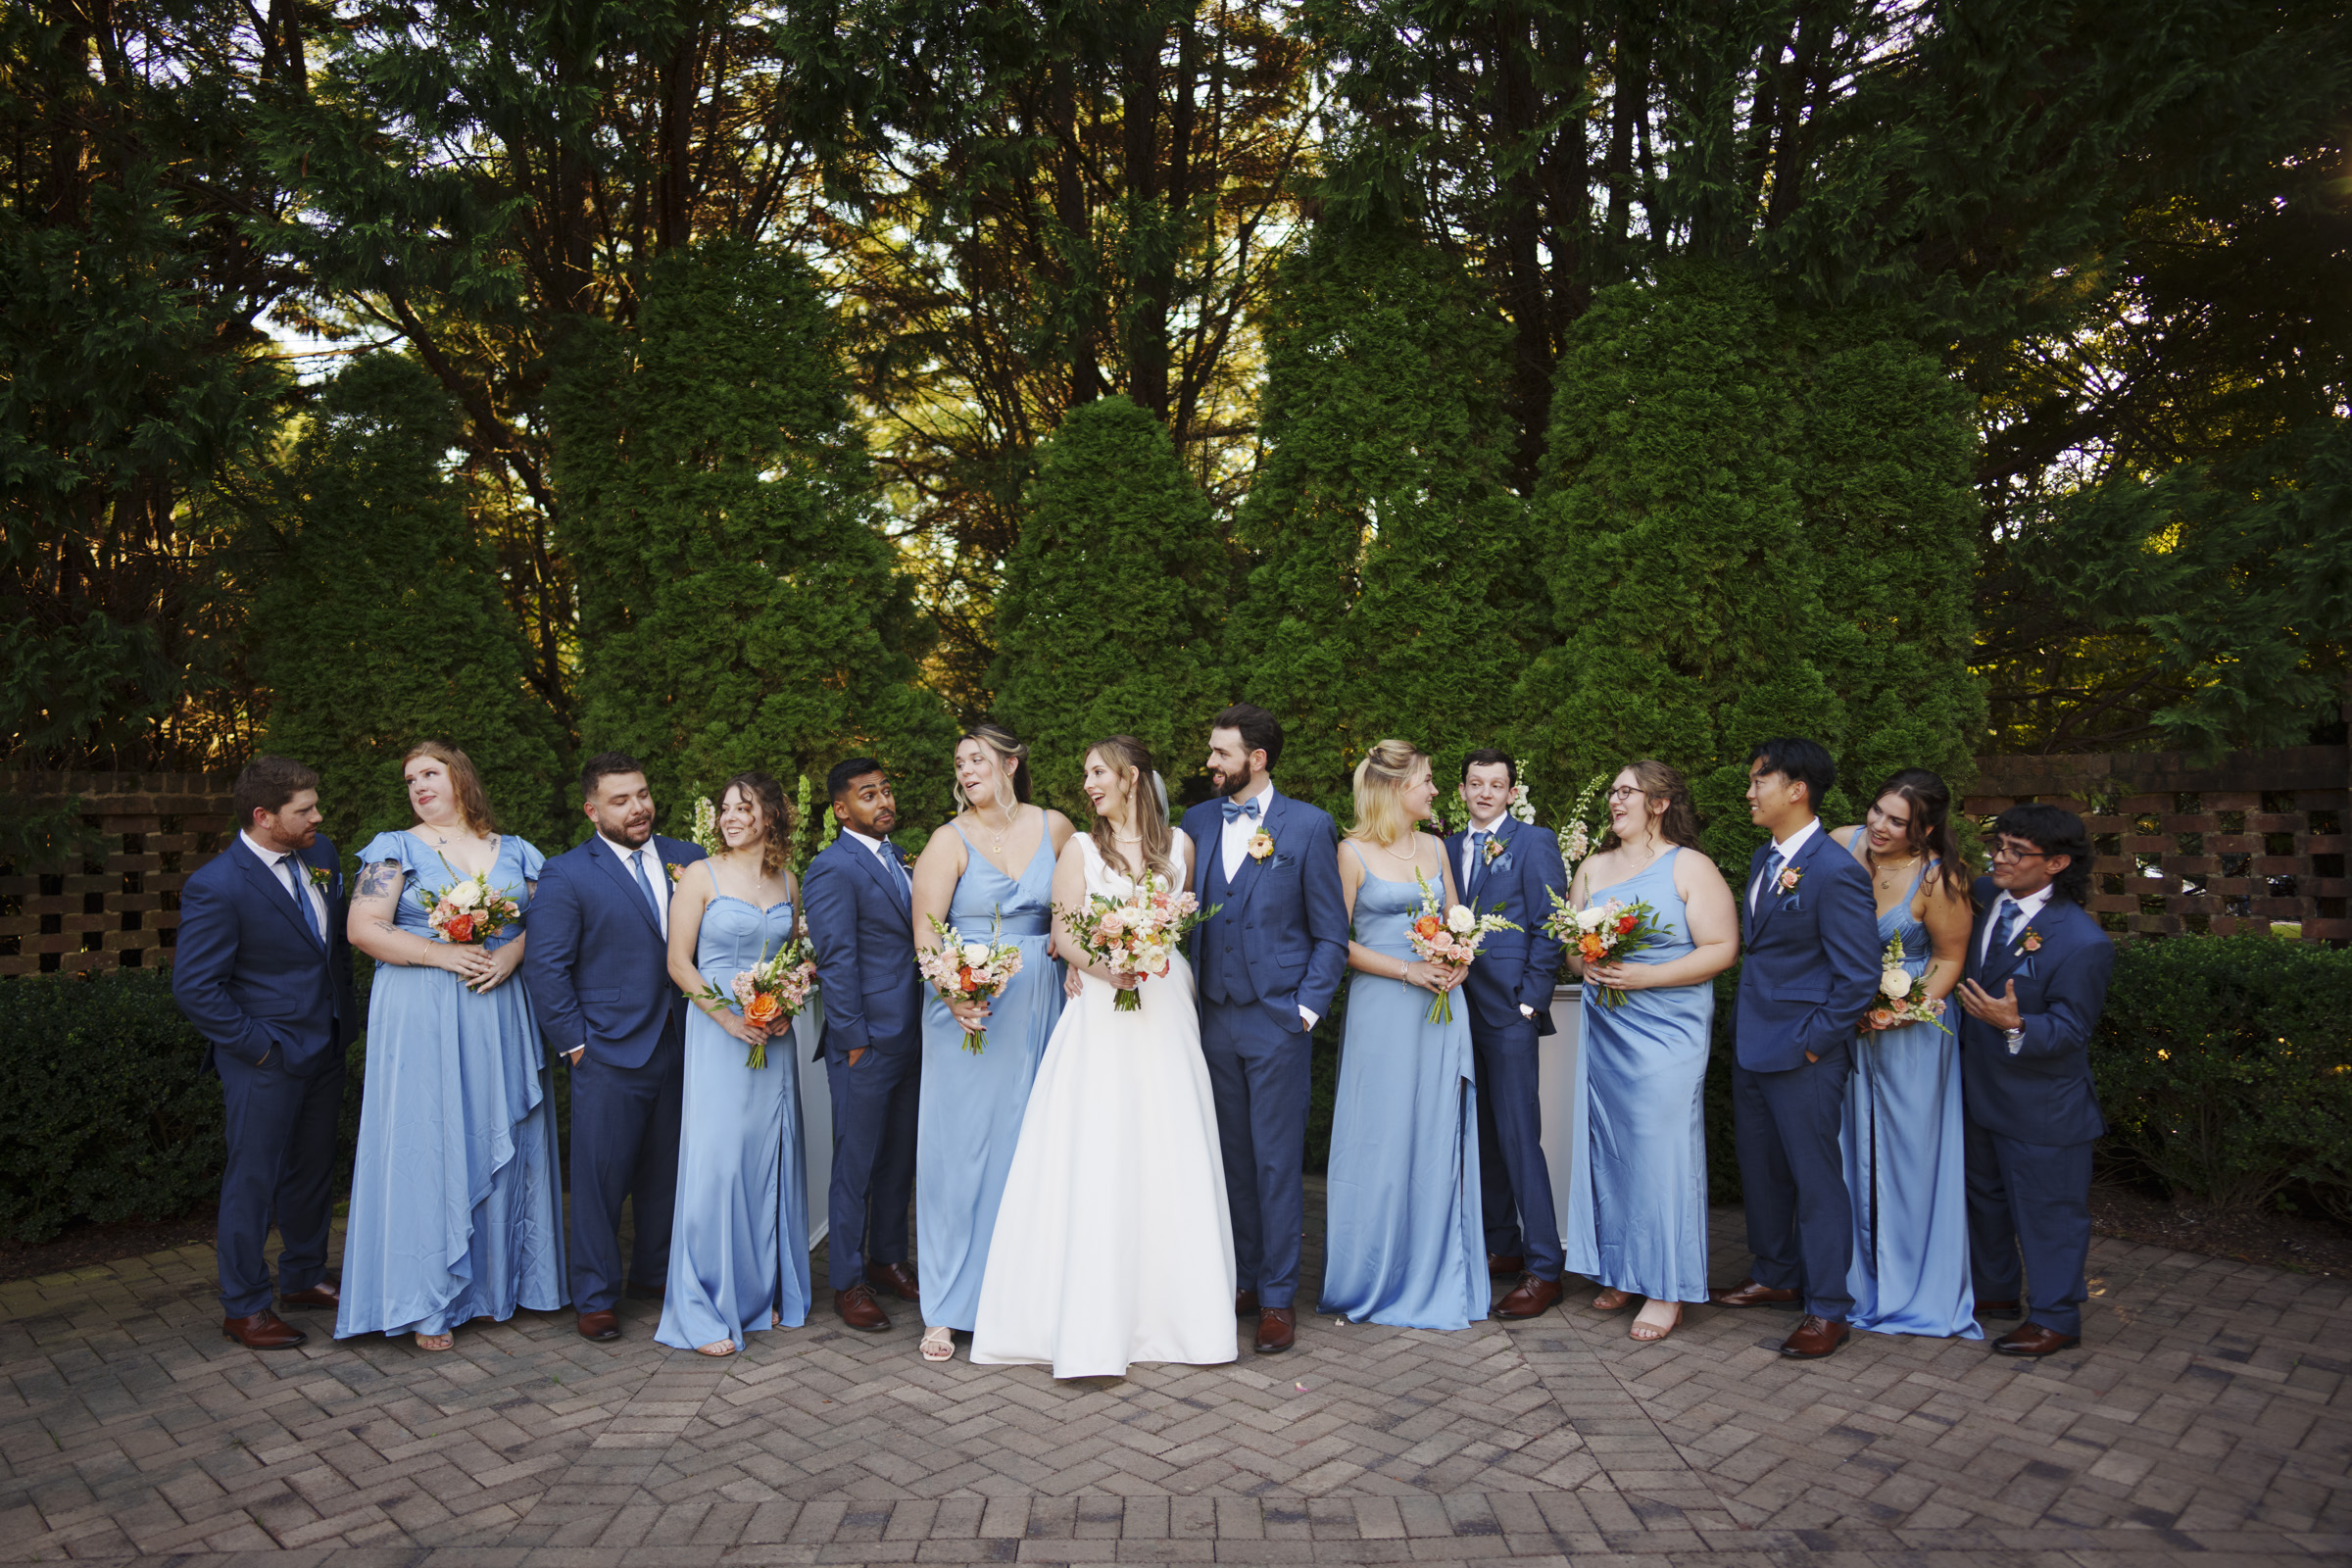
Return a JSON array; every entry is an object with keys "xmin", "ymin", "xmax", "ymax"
[{"xmin": 1988, "ymin": 841, "xmax": 2047, "ymax": 863}]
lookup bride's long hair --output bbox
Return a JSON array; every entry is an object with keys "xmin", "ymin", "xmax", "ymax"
[{"xmin": 1084, "ymin": 735, "xmax": 1177, "ymax": 881}]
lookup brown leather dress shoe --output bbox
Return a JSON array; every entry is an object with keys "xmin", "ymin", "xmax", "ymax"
[
  {"xmin": 1494, "ymin": 1273, "xmax": 1564, "ymax": 1319},
  {"xmin": 625, "ymin": 1281, "xmax": 665, "ymax": 1302},
  {"xmin": 1992, "ymin": 1321, "xmax": 2081, "ymax": 1356},
  {"xmin": 223, "ymin": 1309, "xmax": 306, "ymax": 1349},
  {"xmin": 835, "ymin": 1284, "xmax": 892, "ymax": 1332},
  {"xmin": 1253, "ymin": 1307, "xmax": 1296, "ymax": 1354},
  {"xmin": 1974, "ymin": 1298, "xmax": 2022, "ymax": 1319},
  {"xmin": 1235, "ymin": 1289, "xmax": 1259, "ymax": 1315},
  {"xmin": 1711, "ymin": 1277, "xmax": 1801, "ymax": 1308},
  {"xmin": 1487, "ymin": 1252, "xmax": 1525, "ymax": 1276},
  {"xmin": 577, "ymin": 1309, "xmax": 621, "ymax": 1341},
  {"xmin": 1779, "ymin": 1315, "xmax": 1849, "ymax": 1359},
  {"xmin": 279, "ymin": 1279, "xmax": 341, "ymax": 1310},
  {"xmin": 870, "ymin": 1261, "xmax": 920, "ymax": 1302}
]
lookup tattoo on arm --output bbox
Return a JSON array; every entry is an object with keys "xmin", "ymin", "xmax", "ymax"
[{"xmin": 358, "ymin": 861, "xmax": 401, "ymax": 899}]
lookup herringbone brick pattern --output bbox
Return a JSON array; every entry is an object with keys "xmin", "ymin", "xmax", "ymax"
[{"xmin": 3, "ymin": 1192, "xmax": 2345, "ymax": 1565}]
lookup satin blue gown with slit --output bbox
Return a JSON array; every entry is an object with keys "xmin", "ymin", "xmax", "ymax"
[
  {"xmin": 917, "ymin": 823, "xmax": 1063, "ymax": 1334},
  {"xmin": 1318, "ymin": 849, "xmax": 1486, "ymax": 1330},
  {"xmin": 656, "ymin": 866, "xmax": 812, "ymax": 1348},
  {"xmin": 337, "ymin": 831, "xmax": 566, "ymax": 1338},
  {"xmin": 1563, "ymin": 848, "xmax": 1713, "ymax": 1304},
  {"xmin": 1840, "ymin": 853, "xmax": 1981, "ymax": 1339}
]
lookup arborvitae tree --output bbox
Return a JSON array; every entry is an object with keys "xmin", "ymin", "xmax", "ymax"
[
  {"xmin": 1228, "ymin": 224, "xmax": 1541, "ymax": 818},
  {"xmin": 252, "ymin": 354, "xmax": 564, "ymax": 854},
  {"xmin": 991, "ymin": 396, "xmax": 1228, "ymax": 812},
  {"xmin": 550, "ymin": 239, "xmax": 954, "ymax": 837},
  {"xmin": 1518, "ymin": 266, "xmax": 1842, "ymax": 870}
]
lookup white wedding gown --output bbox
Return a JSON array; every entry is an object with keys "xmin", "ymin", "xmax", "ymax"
[{"xmin": 970, "ymin": 833, "xmax": 1238, "ymax": 1376}]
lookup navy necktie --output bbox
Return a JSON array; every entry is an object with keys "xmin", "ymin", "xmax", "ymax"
[
  {"xmin": 1221, "ymin": 796, "xmax": 1261, "ymax": 824},
  {"xmin": 628, "ymin": 848, "xmax": 662, "ymax": 928},
  {"xmin": 276, "ymin": 855, "xmax": 321, "ymax": 946}
]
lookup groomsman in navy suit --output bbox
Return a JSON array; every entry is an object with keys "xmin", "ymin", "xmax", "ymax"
[
  {"xmin": 172, "ymin": 757, "xmax": 356, "ymax": 1349},
  {"xmin": 1183, "ymin": 705, "xmax": 1349, "ymax": 1354},
  {"xmin": 524, "ymin": 753, "xmax": 707, "ymax": 1341},
  {"xmin": 1445, "ymin": 750, "xmax": 1570, "ymax": 1319},
  {"xmin": 1955, "ymin": 803, "xmax": 2116, "ymax": 1356},
  {"xmin": 1711, "ymin": 737, "xmax": 1882, "ymax": 1359},
  {"xmin": 803, "ymin": 758, "xmax": 925, "ymax": 1332}
]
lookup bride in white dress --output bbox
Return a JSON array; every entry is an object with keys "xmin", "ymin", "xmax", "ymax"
[{"xmin": 970, "ymin": 735, "xmax": 1239, "ymax": 1377}]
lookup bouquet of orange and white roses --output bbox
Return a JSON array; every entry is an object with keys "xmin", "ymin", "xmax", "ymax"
[
  {"xmin": 420, "ymin": 860, "xmax": 522, "ymax": 946},
  {"xmin": 1408, "ymin": 870, "xmax": 1520, "ymax": 1024},
  {"xmin": 1861, "ymin": 936, "xmax": 1950, "ymax": 1036},
  {"xmin": 1058, "ymin": 870, "xmax": 1215, "ymax": 1013},
  {"xmin": 1544, "ymin": 890, "xmax": 1671, "ymax": 1008},
  {"xmin": 917, "ymin": 913, "xmax": 1025, "ymax": 1052},
  {"xmin": 692, "ymin": 936, "xmax": 818, "ymax": 1070}
]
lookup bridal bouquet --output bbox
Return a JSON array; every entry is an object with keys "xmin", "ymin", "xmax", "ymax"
[
  {"xmin": 917, "ymin": 912, "xmax": 1025, "ymax": 1052},
  {"xmin": 1861, "ymin": 936, "xmax": 1950, "ymax": 1037},
  {"xmin": 1544, "ymin": 890, "xmax": 1671, "ymax": 1009},
  {"xmin": 692, "ymin": 937, "xmax": 818, "ymax": 1069},
  {"xmin": 420, "ymin": 861, "xmax": 522, "ymax": 946},
  {"xmin": 1408, "ymin": 870, "xmax": 1520, "ymax": 1024},
  {"xmin": 1058, "ymin": 871, "xmax": 1215, "ymax": 1012}
]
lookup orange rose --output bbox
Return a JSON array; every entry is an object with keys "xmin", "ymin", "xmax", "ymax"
[
  {"xmin": 744, "ymin": 992, "xmax": 783, "ymax": 1027},
  {"xmin": 444, "ymin": 913, "xmax": 475, "ymax": 943},
  {"xmin": 957, "ymin": 966, "xmax": 979, "ymax": 992},
  {"xmin": 1578, "ymin": 933, "xmax": 1608, "ymax": 960},
  {"xmin": 1414, "ymin": 915, "xmax": 1443, "ymax": 939}
]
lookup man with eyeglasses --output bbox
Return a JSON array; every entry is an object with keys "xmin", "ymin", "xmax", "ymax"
[{"xmin": 1953, "ymin": 803, "xmax": 2116, "ymax": 1357}]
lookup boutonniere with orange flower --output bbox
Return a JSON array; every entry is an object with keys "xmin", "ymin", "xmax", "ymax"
[
  {"xmin": 666, "ymin": 861, "xmax": 686, "ymax": 885},
  {"xmin": 307, "ymin": 865, "xmax": 331, "ymax": 891},
  {"xmin": 1249, "ymin": 830, "xmax": 1274, "ymax": 861},
  {"xmin": 2014, "ymin": 924, "xmax": 2043, "ymax": 956},
  {"xmin": 1777, "ymin": 865, "xmax": 1803, "ymax": 894},
  {"xmin": 1482, "ymin": 835, "xmax": 1505, "ymax": 865}
]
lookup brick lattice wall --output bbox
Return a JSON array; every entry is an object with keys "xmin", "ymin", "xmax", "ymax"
[
  {"xmin": 0, "ymin": 772, "xmax": 239, "ymax": 978},
  {"xmin": 1964, "ymin": 746, "xmax": 2351, "ymax": 946}
]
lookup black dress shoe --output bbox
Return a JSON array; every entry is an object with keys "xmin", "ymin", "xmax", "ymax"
[
  {"xmin": 576, "ymin": 1309, "xmax": 621, "ymax": 1342},
  {"xmin": 1992, "ymin": 1321, "xmax": 2081, "ymax": 1356}
]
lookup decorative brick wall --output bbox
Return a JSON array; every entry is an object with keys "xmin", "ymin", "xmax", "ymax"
[
  {"xmin": 1963, "ymin": 747, "xmax": 2351, "ymax": 946},
  {"xmin": 0, "ymin": 772, "xmax": 239, "ymax": 977}
]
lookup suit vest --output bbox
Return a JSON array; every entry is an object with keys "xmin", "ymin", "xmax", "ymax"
[{"xmin": 1196, "ymin": 829, "xmax": 1253, "ymax": 1005}]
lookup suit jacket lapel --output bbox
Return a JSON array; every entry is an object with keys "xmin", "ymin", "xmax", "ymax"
[
  {"xmin": 849, "ymin": 836, "xmax": 906, "ymax": 907},
  {"xmin": 238, "ymin": 845, "xmax": 323, "ymax": 950},
  {"xmin": 589, "ymin": 837, "xmax": 663, "ymax": 936}
]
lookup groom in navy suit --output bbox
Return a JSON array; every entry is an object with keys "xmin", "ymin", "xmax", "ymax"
[
  {"xmin": 803, "ymin": 758, "xmax": 925, "ymax": 1332},
  {"xmin": 1183, "ymin": 704, "xmax": 1349, "ymax": 1355},
  {"xmin": 1444, "ymin": 750, "xmax": 1570, "ymax": 1319},
  {"xmin": 1711, "ymin": 737, "xmax": 1881, "ymax": 1359},
  {"xmin": 524, "ymin": 753, "xmax": 706, "ymax": 1341},
  {"xmin": 1954, "ymin": 803, "xmax": 2116, "ymax": 1356},
  {"xmin": 172, "ymin": 757, "xmax": 356, "ymax": 1349}
]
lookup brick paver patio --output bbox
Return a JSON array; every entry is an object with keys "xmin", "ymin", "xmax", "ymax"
[{"xmin": 2, "ymin": 1186, "xmax": 2346, "ymax": 1566}]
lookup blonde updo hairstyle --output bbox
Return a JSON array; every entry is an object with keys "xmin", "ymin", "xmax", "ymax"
[
  {"xmin": 1348, "ymin": 738, "xmax": 1431, "ymax": 850},
  {"xmin": 954, "ymin": 722, "xmax": 1033, "ymax": 811}
]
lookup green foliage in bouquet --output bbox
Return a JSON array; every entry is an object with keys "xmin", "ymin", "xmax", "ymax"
[
  {"xmin": 992, "ymin": 396, "xmax": 1230, "ymax": 813},
  {"xmin": 1227, "ymin": 224, "xmax": 1542, "ymax": 816},
  {"xmin": 251, "ymin": 354, "xmax": 565, "ymax": 856},
  {"xmin": 551, "ymin": 239, "xmax": 954, "ymax": 839}
]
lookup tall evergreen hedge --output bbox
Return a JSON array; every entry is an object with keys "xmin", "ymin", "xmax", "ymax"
[
  {"xmin": 1229, "ymin": 226, "xmax": 1541, "ymax": 815},
  {"xmin": 991, "ymin": 396, "xmax": 1231, "ymax": 811},
  {"xmin": 251, "ymin": 353, "xmax": 564, "ymax": 855},
  {"xmin": 550, "ymin": 239, "xmax": 953, "ymax": 835}
]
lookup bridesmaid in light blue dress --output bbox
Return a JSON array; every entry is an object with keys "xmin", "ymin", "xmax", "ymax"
[
  {"xmin": 658, "ymin": 772, "xmax": 813, "ymax": 1355},
  {"xmin": 339, "ymin": 743, "xmax": 565, "ymax": 1350},
  {"xmin": 909, "ymin": 726, "xmax": 1074, "ymax": 1363},
  {"xmin": 1562, "ymin": 761, "xmax": 1740, "ymax": 1344},
  {"xmin": 1833, "ymin": 768, "xmax": 1980, "ymax": 1340},
  {"xmin": 1320, "ymin": 740, "xmax": 1486, "ymax": 1331}
]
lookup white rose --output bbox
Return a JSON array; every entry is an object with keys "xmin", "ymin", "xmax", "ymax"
[
  {"xmin": 1576, "ymin": 906, "xmax": 1610, "ymax": 933},
  {"xmin": 1880, "ymin": 967, "xmax": 1911, "ymax": 999},
  {"xmin": 446, "ymin": 879, "xmax": 483, "ymax": 910},
  {"xmin": 960, "ymin": 942, "xmax": 991, "ymax": 967},
  {"xmin": 1446, "ymin": 906, "xmax": 1476, "ymax": 935}
]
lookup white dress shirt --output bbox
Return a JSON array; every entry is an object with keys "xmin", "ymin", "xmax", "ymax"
[
  {"xmin": 600, "ymin": 833, "xmax": 668, "ymax": 940},
  {"xmin": 1749, "ymin": 815, "xmax": 1822, "ymax": 915},
  {"xmin": 1218, "ymin": 777, "xmax": 1276, "ymax": 881},
  {"xmin": 242, "ymin": 830, "xmax": 328, "ymax": 943},
  {"xmin": 1979, "ymin": 884, "xmax": 2055, "ymax": 965}
]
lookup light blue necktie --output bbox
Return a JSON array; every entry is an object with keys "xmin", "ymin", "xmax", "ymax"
[
  {"xmin": 880, "ymin": 842, "xmax": 911, "ymax": 902},
  {"xmin": 1757, "ymin": 850, "xmax": 1784, "ymax": 913},
  {"xmin": 276, "ymin": 855, "xmax": 322, "ymax": 947},
  {"xmin": 1469, "ymin": 830, "xmax": 1492, "ymax": 890},
  {"xmin": 1988, "ymin": 899, "xmax": 2019, "ymax": 964},
  {"xmin": 628, "ymin": 848, "xmax": 662, "ymax": 926}
]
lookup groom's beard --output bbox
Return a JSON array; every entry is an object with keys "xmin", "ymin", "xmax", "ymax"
[{"xmin": 1215, "ymin": 761, "xmax": 1256, "ymax": 800}]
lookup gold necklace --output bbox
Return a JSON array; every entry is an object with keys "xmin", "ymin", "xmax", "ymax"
[{"xmin": 976, "ymin": 802, "xmax": 1018, "ymax": 856}]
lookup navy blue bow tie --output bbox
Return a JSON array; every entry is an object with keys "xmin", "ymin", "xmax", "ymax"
[{"xmin": 1221, "ymin": 796, "xmax": 1261, "ymax": 824}]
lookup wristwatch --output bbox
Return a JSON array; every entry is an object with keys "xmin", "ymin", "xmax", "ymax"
[{"xmin": 2003, "ymin": 1026, "xmax": 2025, "ymax": 1054}]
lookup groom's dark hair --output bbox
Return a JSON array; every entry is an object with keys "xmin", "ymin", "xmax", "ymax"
[{"xmin": 1213, "ymin": 703, "xmax": 1283, "ymax": 771}]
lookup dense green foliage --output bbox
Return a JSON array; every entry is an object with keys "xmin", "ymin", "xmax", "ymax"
[
  {"xmin": 1230, "ymin": 225, "xmax": 1541, "ymax": 816},
  {"xmin": 252, "ymin": 355, "xmax": 566, "ymax": 855},
  {"xmin": 550, "ymin": 241, "xmax": 954, "ymax": 837},
  {"xmin": 992, "ymin": 397, "xmax": 1231, "ymax": 810}
]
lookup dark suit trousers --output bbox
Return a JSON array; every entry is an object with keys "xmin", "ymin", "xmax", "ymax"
[
  {"xmin": 825, "ymin": 1035, "xmax": 919, "ymax": 1291},
  {"xmin": 1472, "ymin": 1014, "xmax": 1562, "ymax": 1279},
  {"xmin": 1964, "ymin": 1114, "xmax": 2093, "ymax": 1336},
  {"xmin": 1731, "ymin": 1047, "xmax": 1856, "ymax": 1320},
  {"xmin": 1200, "ymin": 999, "xmax": 1310, "ymax": 1308},
  {"xmin": 215, "ymin": 1047, "xmax": 344, "ymax": 1317},
  {"xmin": 567, "ymin": 1047, "xmax": 684, "ymax": 1313}
]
